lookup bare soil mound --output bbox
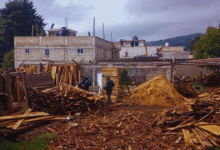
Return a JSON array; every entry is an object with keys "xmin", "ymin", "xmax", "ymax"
[{"xmin": 127, "ymin": 75, "xmax": 185, "ymax": 106}]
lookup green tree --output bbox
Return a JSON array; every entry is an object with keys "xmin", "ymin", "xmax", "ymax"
[
  {"xmin": 193, "ymin": 27, "xmax": 220, "ymax": 59},
  {"xmin": 2, "ymin": 50, "xmax": 14, "ymax": 69},
  {"xmin": 0, "ymin": 0, "xmax": 46, "ymax": 50}
]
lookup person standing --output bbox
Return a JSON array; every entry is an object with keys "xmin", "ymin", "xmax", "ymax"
[
  {"xmin": 83, "ymin": 77, "xmax": 91, "ymax": 91},
  {"xmin": 104, "ymin": 77, "xmax": 115, "ymax": 105}
]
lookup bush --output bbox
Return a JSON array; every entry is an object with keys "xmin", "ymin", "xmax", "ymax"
[{"xmin": 2, "ymin": 50, "xmax": 14, "ymax": 69}]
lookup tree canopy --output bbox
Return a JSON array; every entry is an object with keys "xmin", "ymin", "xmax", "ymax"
[
  {"xmin": 193, "ymin": 27, "xmax": 220, "ymax": 59},
  {"xmin": 0, "ymin": 0, "xmax": 46, "ymax": 61},
  {"xmin": 2, "ymin": 50, "xmax": 14, "ymax": 69}
]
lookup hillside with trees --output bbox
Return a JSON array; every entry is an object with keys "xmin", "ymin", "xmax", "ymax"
[{"xmin": 146, "ymin": 33, "xmax": 203, "ymax": 51}]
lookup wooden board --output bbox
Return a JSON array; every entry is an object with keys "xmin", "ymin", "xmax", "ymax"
[
  {"xmin": 196, "ymin": 122, "xmax": 220, "ymax": 136},
  {"xmin": 182, "ymin": 129, "xmax": 194, "ymax": 147},
  {"xmin": 0, "ymin": 112, "xmax": 49, "ymax": 120},
  {"xmin": 51, "ymin": 66, "xmax": 57, "ymax": 85},
  {"xmin": 12, "ymin": 108, "xmax": 32, "ymax": 130},
  {"xmin": 192, "ymin": 128, "xmax": 213, "ymax": 149}
]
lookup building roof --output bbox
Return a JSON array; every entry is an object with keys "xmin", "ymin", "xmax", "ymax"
[
  {"xmin": 47, "ymin": 29, "xmax": 77, "ymax": 33},
  {"xmin": 122, "ymin": 39, "xmax": 146, "ymax": 42}
]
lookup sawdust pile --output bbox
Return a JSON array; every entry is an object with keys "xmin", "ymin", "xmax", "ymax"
[{"xmin": 127, "ymin": 75, "xmax": 185, "ymax": 106}]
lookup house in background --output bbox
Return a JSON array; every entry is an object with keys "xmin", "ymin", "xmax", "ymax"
[
  {"xmin": 14, "ymin": 28, "xmax": 120, "ymax": 68},
  {"xmin": 119, "ymin": 36, "xmax": 147, "ymax": 58}
]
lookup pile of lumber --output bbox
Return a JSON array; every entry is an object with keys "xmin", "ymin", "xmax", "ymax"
[
  {"xmin": 0, "ymin": 108, "xmax": 66, "ymax": 136},
  {"xmin": 29, "ymin": 84, "xmax": 107, "ymax": 115},
  {"xmin": 44, "ymin": 62, "xmax": 79, "ymax": 86},
  {"xmin": 210, "ymin": 87, "xmax": 220, "ymax": 101},
  {"xmin": 151, "ymin": 98, "xmax": 220, "ymax": 149}
]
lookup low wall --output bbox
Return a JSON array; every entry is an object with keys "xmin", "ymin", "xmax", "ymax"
[{"xmin": 175, "ymin": 65, "xmax": 214, "ymax": 77}]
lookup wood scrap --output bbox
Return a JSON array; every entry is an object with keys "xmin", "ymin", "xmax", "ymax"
[{"xmin": 12, "ymin": 108, "xmax": 32, "ymax": 130}]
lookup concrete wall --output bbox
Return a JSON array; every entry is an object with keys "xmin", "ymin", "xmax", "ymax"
[
  {"xmin": 146, "ymin": 46, "xmax": 161, "ymax": 56},
  {"xmin": 175, "ymin": 65, "xmax": 214, "ymax": 77},
  {"xmin": 81, "ymin": 61, "xmax": 172, "ymax": 86},
  {"xmin": 15, "ymin": 36, "xmax": 119, "ymax": 68},
  {"xmin": 162, "ymin": 46, "xmax": 184, "ymax": 52},
  {"xmin": 95, "ymin": 37, "xmax": 119, "ymax": 60},
  {"xmin": 120, "ymin": 47, "xmax": 147, "ymax": 58}
]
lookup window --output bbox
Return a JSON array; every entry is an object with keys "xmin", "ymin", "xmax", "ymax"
[
  {"xmin": 135, "ymin": 41, "xmax": 139, "ymax": 46},
  {"xmin": 131, "ymin": 41, "xmax": 134, "ymax": 47},
  {"xmin": 77, "ymin": 49, "xmax": 84, "ymax": 54},
  {"xmin": 25, "ymin": 49, "xmax": 30, "ymax": 54},
  {"xmin": 45, "ymin": 49, "xmax": 49, "ymax": 56}
]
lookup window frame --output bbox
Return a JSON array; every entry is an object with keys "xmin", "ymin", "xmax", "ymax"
[
  {"xmin": 77, "ymin": 48, "xmax": 84, "ymax": 54},
  {"xmin": 45, "ymin": 49, "xmax": 50, "ymax": 56},
  {"xmin": 25, "ymin": 49, "xmax": 30, "ymax": 54}
]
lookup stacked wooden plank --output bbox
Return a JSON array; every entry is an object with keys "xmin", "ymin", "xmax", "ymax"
[
  {"xmin": 29, "ymin": 84, "xmax": 107, "ymax": 115},
  {"xmin": 45, "ymin": 62, "xmax": 79, "ymax": 86},
  {"xmin": 101, "ymin": 68, "xmax": 119, "ymax": 103},
  {"xmin": 151, "ymin": 98, "xmax": 220, "ymax": 149},
  {"xmin": 0, "ymin": 108, "xmax": 67, "ymax": 135},
  {"xmin": 210, "ymin": 87, "xmax": 220, "ymax": 101},
  {"xmin": 17, "ymin": 65, "xmax": 39, "ymax": 74}
]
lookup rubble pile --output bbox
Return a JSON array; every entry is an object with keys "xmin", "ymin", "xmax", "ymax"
[
  {"xmin": 151, "ymin": 94, "xmax": 220, "ymax": 149},
  {"xmin": 127, "ymin": 75, "xmax": 185, "ymax": 106},
  {"xmin": 29, "ymin": 84, "xmax": 108, "ymax": 115}
]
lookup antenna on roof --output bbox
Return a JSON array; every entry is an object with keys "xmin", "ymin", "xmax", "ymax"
[{"xmin": 102, "ymin": 23, "xmax": 105, "ymax": 40}]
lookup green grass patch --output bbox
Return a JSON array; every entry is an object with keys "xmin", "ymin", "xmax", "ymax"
[{"xmin": 0, "ymin": 132, "xmax": 56, "ymax": 150}]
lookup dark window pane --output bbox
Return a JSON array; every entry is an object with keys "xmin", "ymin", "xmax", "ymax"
[
  {"xmin": 45, "ymin": 49, "xmax": 49, "ymax": 55},
  {"xmin": 81, "ymin": 49, "xmax": 84, "ymax": 53},
  {"xmin": 77, "ymin": 49, "xmax": 80, "ymax": 53},
  {"xmin": 131, "ymin": 41, "xmax": 134, "ymax": 47}
]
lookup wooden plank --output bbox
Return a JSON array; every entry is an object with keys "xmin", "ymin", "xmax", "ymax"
[
  {"xmin": 4, "ymin": 70, "xmax": 13, "ymax": 110},
  {"xmin": 196, "ymin": 127, "xmax": 219, "ymax": 147},
  {"xmin": 21, "ymin": 72, "xmax": 29, "ymax": 107},
  {"xmin": 0, "ymin": 112, "xmax": 49, "ymax": 120},
  {"xmin": 41, "ymin": 86, "xmax": 59, "ymax": 93},
  {"xmin": 192, "ymin": 129, "xmax": 213, "ymax": 149},
  {"xmin": 51, "ymin": 66, "xmax": 57, "ymax": 85},
  {"xmin": 182, "ymin": 129, "xmax": 194, "ymax": 148},
  {"xmin": 12, "ymin": 108, "xmax": 32, "ymax": 130},
  {"xmin": 196, "ymin": 122, "xmax": 220, "ymax": 136},
  {"xmin": 7, "ymin": 116, "xmax": 54, "ymax": 128}
]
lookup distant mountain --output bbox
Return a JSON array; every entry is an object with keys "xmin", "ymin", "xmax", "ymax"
[{"xmin": 145, "ymin": 33, "xmax": 203, "ymax": 50}]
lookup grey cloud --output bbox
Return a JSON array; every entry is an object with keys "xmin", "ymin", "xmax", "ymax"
[
  {"xmin": 90, "ymin": 19, "xmax": 210, "ymax": 42},
  {"xmin": 0, "ymin": 0, "xmax": 93, "ymax": 27},
  {"xmin": 126, "ymin": 0, "xmax": 218, "ymax": 14},
  {"xmin": 34, "ymin": 0, "xmax": 93, "ymax": 24}
]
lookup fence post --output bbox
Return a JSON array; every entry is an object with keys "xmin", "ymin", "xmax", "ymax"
[
  {"xmin": 21, "ymin": 72, "xmax": 29, "ymax": 107},
  {"xmin": 4, "ymin": 70, "xmax": 12, "ymax": 111}
]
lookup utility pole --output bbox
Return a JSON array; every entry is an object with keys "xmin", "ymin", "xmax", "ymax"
[
  {"xmin": 102, "ymin": 23, "xmax": 105, "ymax": 40},
  {"xmin": 93, "ymin": 17, "xmax": 95, "ymax": 36},
  {"xmin": 32, "ymin": 25, "xmax": 34, "ymax": 36}
]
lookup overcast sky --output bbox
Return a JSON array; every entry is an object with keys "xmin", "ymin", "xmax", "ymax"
[{"xmin": 1, "ymin": 0, "xmax": 220, "ymax": 42}]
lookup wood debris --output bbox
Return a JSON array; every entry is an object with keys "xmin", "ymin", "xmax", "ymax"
[
  {"xmin": 151, "ymin": 96, "xmax": 220, "ymax": 149},
  {"xmin": 29, "ymin": 84, "xmax": 108, "ymax": 115}
]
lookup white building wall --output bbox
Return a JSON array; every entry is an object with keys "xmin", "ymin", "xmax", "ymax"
[{"xmin": 120, "ymin": 47, "xmax": 147, "ymax": 58}]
